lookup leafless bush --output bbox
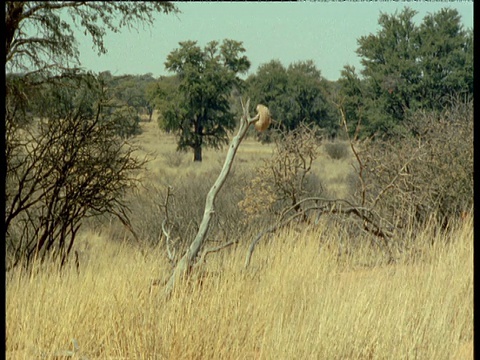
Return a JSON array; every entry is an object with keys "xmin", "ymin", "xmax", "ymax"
[
  {"xmin": 5, "ymin": 75, "xmax": 146, "ymax": 270},
  {"xmin": 360, "ymin": 98, "xmax": 473, "ymax": 228},
  {"xmin": 239, "ymin": 123, "xmax": 325, "ymax": 221},
  {"xmin": 245, "ymin": 98, "xmax": 473, "ymax": 267},
  {"xmin": 121, "ymin": 164, "xmax": 252, "ymax": 265}
]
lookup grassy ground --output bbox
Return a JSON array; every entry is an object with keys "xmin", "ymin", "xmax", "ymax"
[
  {"xmin": 6, "ymin": 121, "xmax": 473, "ymax": 359},
  {"xmin": 130, "ymin": 120, "xmax": 276, "ymax": 179},
  {"xmin": 130, "ymin": 120, "xmax": 354, "ymax": 199},
  {"xmin": 6, "ymin": 216, "xmax": 473, "ymax": 359}
]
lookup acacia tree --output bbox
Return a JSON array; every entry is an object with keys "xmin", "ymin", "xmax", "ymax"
[
  {"xmin": 5, "ymin": 1, "xmax": 178, "ymax": 269},
  {"xmin": 5, "ymin": 2, "xmax": 178, "ymax": 75},
  {"xmin": 161, "ymin": 39, "xmax": 250, "ymax": 161}
]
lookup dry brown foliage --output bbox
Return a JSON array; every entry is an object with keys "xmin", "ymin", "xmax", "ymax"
[
  {"xmin": 239, "ymin": 123, "xmax": 323, "ymax": 220},
  {"xmin": 360, "ymin": 98, "xmax": 473, "ymax": 228}
]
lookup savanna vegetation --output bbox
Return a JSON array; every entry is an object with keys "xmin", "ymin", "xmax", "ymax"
[
  {"xmin": 6, "ymin": 2, "xmax": 473, "ymax": 359},
  {"xmin": 6, "ymin": 122, "xmax": 473, "ymax": 359}
]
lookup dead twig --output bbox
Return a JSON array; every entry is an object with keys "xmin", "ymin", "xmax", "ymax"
[{"xmin": 196, "ymin": 240, "xmax": 239, "ymax": 267}]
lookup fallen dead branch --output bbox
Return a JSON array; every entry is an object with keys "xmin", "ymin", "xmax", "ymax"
[{"xmin": 244, "ymin": 197, "xmax": 395, "ymax": 268}]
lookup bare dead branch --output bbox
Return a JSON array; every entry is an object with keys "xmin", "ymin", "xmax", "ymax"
[
  {"xmin": 163, "ymin": 97, "xmax": 264, "ymax": 298},
  {"xmin": 161, "ymin": 219, "xmax": 175, "ymax": 265},
  {"xmin": 196, "ymin": 240, "xmax": 239, "ymax": 267},
  {"xmin": 244, "ymin": 196, "xmax": 395, "ymax": 268}
]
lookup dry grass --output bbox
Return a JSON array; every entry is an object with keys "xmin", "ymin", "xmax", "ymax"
[
  {"xmin": 6, "ymin": 122, "xmax": 473, "ymax": 359},
  {"xmin": 315, "ymin": 154, "xmax": 355, "ymax": 200},
  {"xmin": 6, "ymin": 215, "xmax": 473, "ymax": 359},
  {"xmin": 130, "ymin": 121, "xmax": 353, "ymax": 199},
  {"xmin": 130, "ymin": 121, "xmax": 274, "ymax": 182}
]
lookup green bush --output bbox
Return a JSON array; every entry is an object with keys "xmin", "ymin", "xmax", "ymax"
[{"xmin": 323, "ymin": 141, "xmax": 350, "ymax": 160}]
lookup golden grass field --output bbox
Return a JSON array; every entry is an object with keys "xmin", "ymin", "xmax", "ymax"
[{"xmin": 6, "ymin": 120, "xmax": 473, "ymax": 359}]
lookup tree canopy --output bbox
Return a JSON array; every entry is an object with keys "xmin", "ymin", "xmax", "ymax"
[
  {"xmin": 337, "ymin": 7, "xmax": 473, "ymax": 138},
  {"xmin": 160, "ymin": 39, "xmax": 250, "ymax": 161},
  {"xmin": 246, "ymin": 59, "xmax": 338, "ymax": 138},
  {"xmin": 6, "ymin": 1, "xmax": 178, "ymax": 76}
]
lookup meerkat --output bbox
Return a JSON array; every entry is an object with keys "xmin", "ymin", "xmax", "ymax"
[{"xmin": 254, "ymin": 104, "xmax": 272, "ymax": 132}]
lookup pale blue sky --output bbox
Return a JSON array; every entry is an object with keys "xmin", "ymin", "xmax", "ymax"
[{"xmin": 74, "ymin": 2, "xmax": 474, "ymax": 81}]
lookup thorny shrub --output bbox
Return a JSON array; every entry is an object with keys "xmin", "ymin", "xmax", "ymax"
[
  {"xmin": 239, "ymin": 124, "xmax": 324, "ymax": 221},
  {"xmin": 359, "ymin": 97, "xmax": 473, "ymax": 229}
]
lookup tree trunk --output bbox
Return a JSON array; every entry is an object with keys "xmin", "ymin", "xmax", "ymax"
[
  {"xmin": 193, "ymin": 123, "xmax": 203, "ymax": 162},
  {"xmin": 193, "ymin": 145, "xmax": 202, "ymax": 162}
]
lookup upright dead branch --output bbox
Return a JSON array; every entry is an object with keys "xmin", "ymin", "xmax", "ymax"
[
  {"xmin": 161, "ymin": 185, "xmax": 176, "ymax": 266},
  {"xmin": 163, "ymin": 98, "xmax": 263, "ymax": 298}
]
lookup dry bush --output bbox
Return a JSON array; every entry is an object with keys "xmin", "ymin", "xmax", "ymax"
[
  {"xmin": 239, "ymin": 123, "xmax": 324, "ymax": 221},
  {"xmin": 115, "ymin": 164, "xmax": 253, "ymax": 264},
  {"xmin": 237, "ymin": 164, "xmax": 277, "ymax": 222},
  {"xmin": 5, "ymin": 75, "xmax": 146, "ymax": 270},
  {"xmin": 244, "ymin": 98, "xmax": 472, "ymax": 263},
  {"xmin": 359, "ymin": 98, "xmax": 473, "ymax": 229}
]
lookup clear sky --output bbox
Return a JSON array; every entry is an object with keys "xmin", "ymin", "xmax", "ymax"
[{"xmin": 74, "ymin": 1, "xmax": 474, "ymax": 81}]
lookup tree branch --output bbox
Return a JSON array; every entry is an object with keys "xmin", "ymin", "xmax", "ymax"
[
  {"xmin": 244, "ymin": 197, "xmax": 394, "ymax": 268},
  {"xmin": 163, "ymin": 97, "xmax": 262, "ymax": 298}
]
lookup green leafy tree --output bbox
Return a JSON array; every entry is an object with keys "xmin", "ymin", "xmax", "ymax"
[
  {"xmin": 339, "ymin": 7, "xmax": 473, "ymax": 138},
  {"xmin": 162, "ymin": 39, "xmax": 250, "ymax": 161},
  {"xmin": 417, "ymin": 8, "xmax": 474, "ymax": 109},
  {"xmin": 150, "ymin": 75, "xmax": 181, "ymax": 129},
  {"xmin": 110, "ymin": 74, "xmax": 157, "ymax": 121},
  {"xmin": 247, "ymin": 60, "xmax": 337, "ymax": 137},
  {"xmin": 335, "ymin": 65, "xmax": 368, "ymax": 139},
  {"xmin": 356, "ymin": 7, "xmax": 422, "ymax": 137},
  {"xmin": 286, "ymin": 61, "xmax": 337, "ymax": 134}
]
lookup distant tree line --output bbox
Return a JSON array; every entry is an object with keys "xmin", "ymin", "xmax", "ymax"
[
  {"xmin": 148, "ymin": 6, "xmax": 472, "ymax": 156},
  {"xmin": 35, "ymin": 6, "xmax": 466, "ymax": 161},
  {"xmin": 11, "ymin": 6, "xmax": 465, "ymax": 161}
]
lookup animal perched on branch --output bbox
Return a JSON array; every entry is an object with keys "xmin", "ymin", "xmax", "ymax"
[{"xmin": 254, "ymin": 104, "xmax": 272, "ymax": 132}]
